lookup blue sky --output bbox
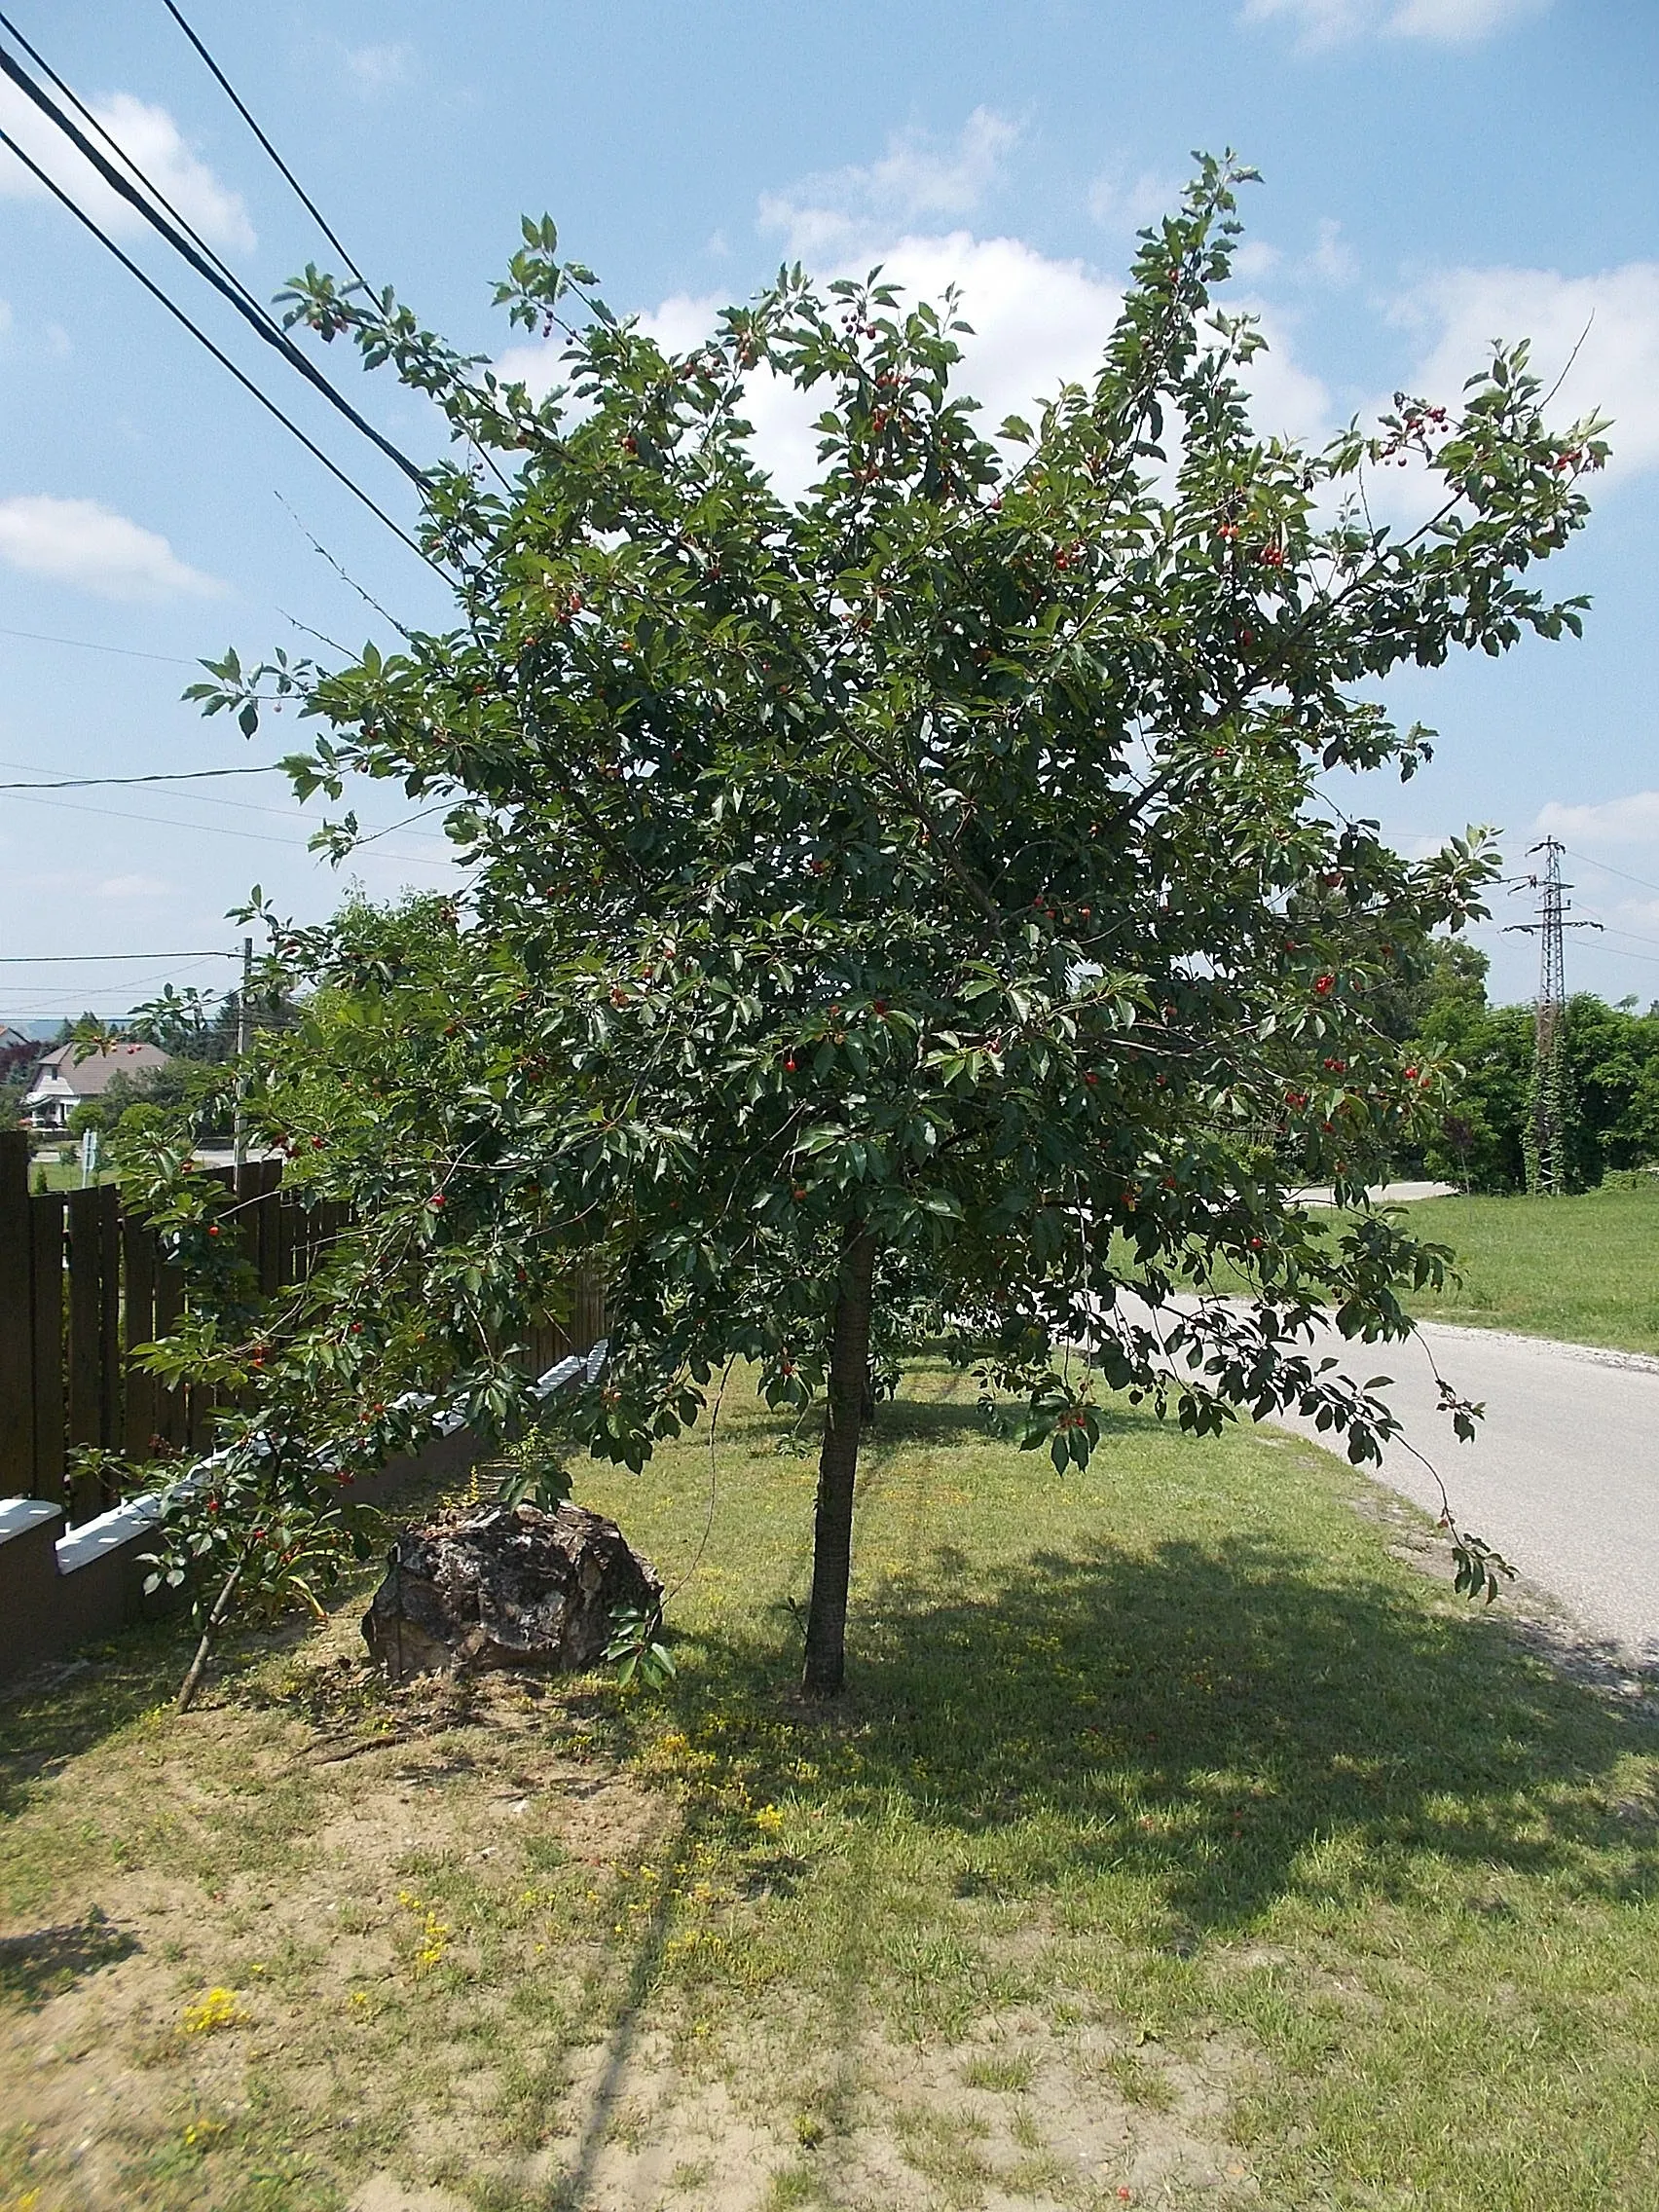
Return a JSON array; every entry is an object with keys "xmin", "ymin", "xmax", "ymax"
[{"xmin": 0, "ymin": 0, "xmax": 1655, "ymax": 1023}]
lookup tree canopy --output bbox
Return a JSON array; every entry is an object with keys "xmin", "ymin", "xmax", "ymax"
[
  {"xmin": 143, "ymin": 155, "xmax": 1605, "ymax": 1693},
  {"xmin": 1406, "ymin": 977, "xmax": 1659, "ymax": 1192}
]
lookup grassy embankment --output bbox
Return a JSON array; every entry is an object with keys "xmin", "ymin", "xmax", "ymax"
[
  {"xmin": 4, "ymin": 1363, "xmax": 1658, "ymax": 2211},
  {"xmin": 1386, "ymin": 1179, "xmax": 1659, "ymax": 1354}
]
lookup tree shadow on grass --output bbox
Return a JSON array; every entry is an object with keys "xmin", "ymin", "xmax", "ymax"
[
  {"xmin": 0, "ymin": 1910, "xmax": 138, "ymax": 2009},
  {"xmin": 859, "ymin": 1395, "xmax": 1140, "ymax": 1459},
  {"xmin": 641, "ymin": 1530, "xmax": 1659, "ymax": 1944},
  {"xmin": 0, "ymin": 1619, "xmax": 195, "ymax": 1824},
  {"xmin": 536, "ymin": 1530, "xmax": 1659, "ymax": 2196}
]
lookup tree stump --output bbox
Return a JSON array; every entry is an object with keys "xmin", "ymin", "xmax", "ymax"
[{"xmin": 362, "ymin": 1500, "xmax": 663, "ymax": 1678}]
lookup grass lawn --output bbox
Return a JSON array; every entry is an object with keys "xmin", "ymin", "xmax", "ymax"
[
  {"xmin": 1388, "ymin": 1180, "xmax": 1659, "ymax": 1354},
  {"xmin": 25, "ymin": 1159, "xmax": 118, "ymax": 1194},
  {"xmin": 4, "ymin": 1366, "xmax": 1659, "ymax": 2211}
]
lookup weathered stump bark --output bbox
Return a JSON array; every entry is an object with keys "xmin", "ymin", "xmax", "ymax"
[{"xmin": 362, "ymin": 1500, "xmax": 662, "ymax": 1678}]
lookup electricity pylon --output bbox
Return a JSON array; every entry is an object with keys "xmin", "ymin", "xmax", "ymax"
[{"xmin": 1505, "ymin": 837, "xmax": 1600, "ymax": 1195}]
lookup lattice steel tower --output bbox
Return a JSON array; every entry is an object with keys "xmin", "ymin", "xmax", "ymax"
[{"xmin": 1506, "ymin": 836, "xmax": 1600, "ymax": 1195}]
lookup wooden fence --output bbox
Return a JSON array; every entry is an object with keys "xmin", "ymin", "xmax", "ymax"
[
  {"xmin": 0, "ymin": 1129, "xmax": 604, "ymax": 1527},
  {"xmin": 0, "ymin": 1130, "xmax": 350, "ymax": 1522}
]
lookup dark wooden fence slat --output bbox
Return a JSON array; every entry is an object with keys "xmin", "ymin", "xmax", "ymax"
[
  {"xmin": 97, "ymin": 1185, "xmax": 120, "ymax": 1457},
  {"xmin": 0, "ymin": 1130, "xmax": 32, "ymax": 1497},
  {"xmin": 123, "ymin": 1212, "xmax": 157, "ymax": 1457},
  {"xmin": 153, "ymin": 1247, "xmax": 185, "ymax": 1451},
  {"xmin": 259, "ymin": 1163, "xmax": 282, "ymax": 1296},
  {"xmin": 28, "ymin": 1191, "xmax": 65, "ymax": 1502},
  {"xmin": 275, "ymin": 1192, "xmax": 295, "ymax": 1296},
  {"xmin": 65, "ymin": 1188, "xmax": 103, "ymax": 1517}
]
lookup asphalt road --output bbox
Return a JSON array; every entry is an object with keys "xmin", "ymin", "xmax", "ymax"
[{"xmin": 1267, "ymin": 1315, "xmax": 1659, "ymax": 1665}]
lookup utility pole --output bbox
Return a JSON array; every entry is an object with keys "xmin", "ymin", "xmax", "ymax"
[
  {"xmin": 232, "ymin": 935, "xmax": 252, "ymax": 1195},
  {"xmin": 1505, "ymin": 837, "xmax": 1600, "ymax": 1196}
]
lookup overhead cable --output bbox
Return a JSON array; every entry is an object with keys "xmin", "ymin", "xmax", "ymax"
[
  {"xmin": 0, "ymin": 765, "xmax": 283, "ymax": 791},
  {"xmin": 0, "ymin": 623, "xmax": 197, "ymax": 665},
  {"xmin": 0, "ymin": 121, "xmax": 437, "ymax": 570},
  {"xmin": 159, "ymin": 0, "xmax": 366, "ymax": 283},
  {"xmin": 0, "ymin": 29, "xmax": 428, "ymax": 492},
  {"xmin": 0, "ymin": 754, "xmax": 452, "ymax": 839},
  {"xmin": 0, "ymin": 949, "xmax": 239, "ymax": 964},
  {"xmin": 3, "ymin": 783, "xmax": 455, "ymax": 862},
  {"xmin": 2, "ymin": 11, "xmax": 313, "ymax": 345},
  {"xmin": 1561, "ymin": 846, "xmax": 1659, "ymax": 902}
]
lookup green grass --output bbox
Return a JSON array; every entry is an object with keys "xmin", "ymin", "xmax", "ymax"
[
  {"xmin": 3, "ymin": 1368, "xmax": 1659, "ymax": 2209},
  {"xmin": 26, "ymin": 1157, "xmax": 118, "ymax": 1193},
  {"xmin": 1199, "ymin": 1177, "xmax": 1658, "ymax": 1355},
  {"xmin": 1391, "ymin": 1179, "xmax": 1659, "ymax": 1353}
]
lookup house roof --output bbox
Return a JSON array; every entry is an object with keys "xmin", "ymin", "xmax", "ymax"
[{"xmin": 23, "ymin": 1041, "xmax": 171, "ymax": 1099}]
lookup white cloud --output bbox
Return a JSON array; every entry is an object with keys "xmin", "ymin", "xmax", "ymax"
[
  {"xmin": 759, "ymin": 108, "xmax": 1019, "ymax": 260},
  {"xmin": 0, "ymin": 496, "xmax": 225, "ymax": 602},
  {"xmin": 499, "ymin": 213, "xmax": 1339, "ymax": 504},
  {"xmin": 1243, "ymin": 0, "xmax": 1546, "ymax": 45},
  {"xmin": 625, "ymin": 239, "xmax": 1129, "ymax": 504},
  {"xmin": 97, "ymin": 873, "xmax": 172, "ymax": 899},
  {"xmin": 1237, "ymin": 308, "xmax": 1338, "ymax": 447},
  {"xmin": 494, "ymin": 342, "xmax": 564, "ymax": 402},
  {"xmin": 1393, "ymin": 261, "xmax": 1659, "ymax": 480},
  {"xmin": 345, "ymin": 43, "xmax": 414, "ymax": 93},
  {"xmin": 0, "ymin": 81, "xmax": 254, "ymax": 253},
  {"xmin": 1087, "ymin": 164, "xmax": 1181, "ymax": 236},
  {"xmin": 1307, "ymin": 218, "xmax": 1356, "ymax": 284},
  {"xmin": 1535, "ymin": 793, "xmax": 1659, "ymax": 845},
  {"xmin": 849, "ymin": 232, "xmax": 1124, "ymax": 432},
  {"xmin": 1387, "ymin": 0, "xmax": 1543, "ymax": 32}
]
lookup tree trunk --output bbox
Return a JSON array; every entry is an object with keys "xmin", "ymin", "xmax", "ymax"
[
  {"xmin": 801, "ymin": 1222, "xmax": 877, "ymax": 1697},
  {"xmin": 176, "ymin": 1556, "xmax": 246, "ymax": 1714}
]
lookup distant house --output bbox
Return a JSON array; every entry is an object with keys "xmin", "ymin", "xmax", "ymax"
[{"xmin": 21, "ymin": 1041, "xmax": 170, "ymax": 1132}]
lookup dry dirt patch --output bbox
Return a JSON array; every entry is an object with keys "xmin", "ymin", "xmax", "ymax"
[{"xmin": 0, "ymin": 1626, "xmax": 1254, "ymax": 2212}]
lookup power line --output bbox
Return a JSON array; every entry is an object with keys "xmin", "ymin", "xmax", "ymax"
[
  {"xmin": 0, "ymin": 949, "xmax": 239, "ymax": 964},
  {"xmin": 0, "ymin": 623, "xmax": 198, "ymax": 665},
  {"xmin": 2, "ymin": 784, "xmax": 328, "ymax": 847},
  {"xmin": 0, "ymin": 752, "xmax": 451, "ymax": 839},
  {"xmin": 0, "ymin": 122, "xmax": 435, "ymax": 570},
  {"xmin": 159, "ymin": 0, "xmax": 366, "ymax": 285},
  {"xmin": 1560, "ymin": 845, "xmax": 1659, "ymax": 901},
  {"xmin": 0, "ymin": 765, "xmax": 283, "ymax": 791},
  {"xmin": 2, "ymin": 782, "xmax": 453, "ymax": 862},
  {"xmin": 0, "ymin": 20, "xmax": 426, "ymax": 494}
]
